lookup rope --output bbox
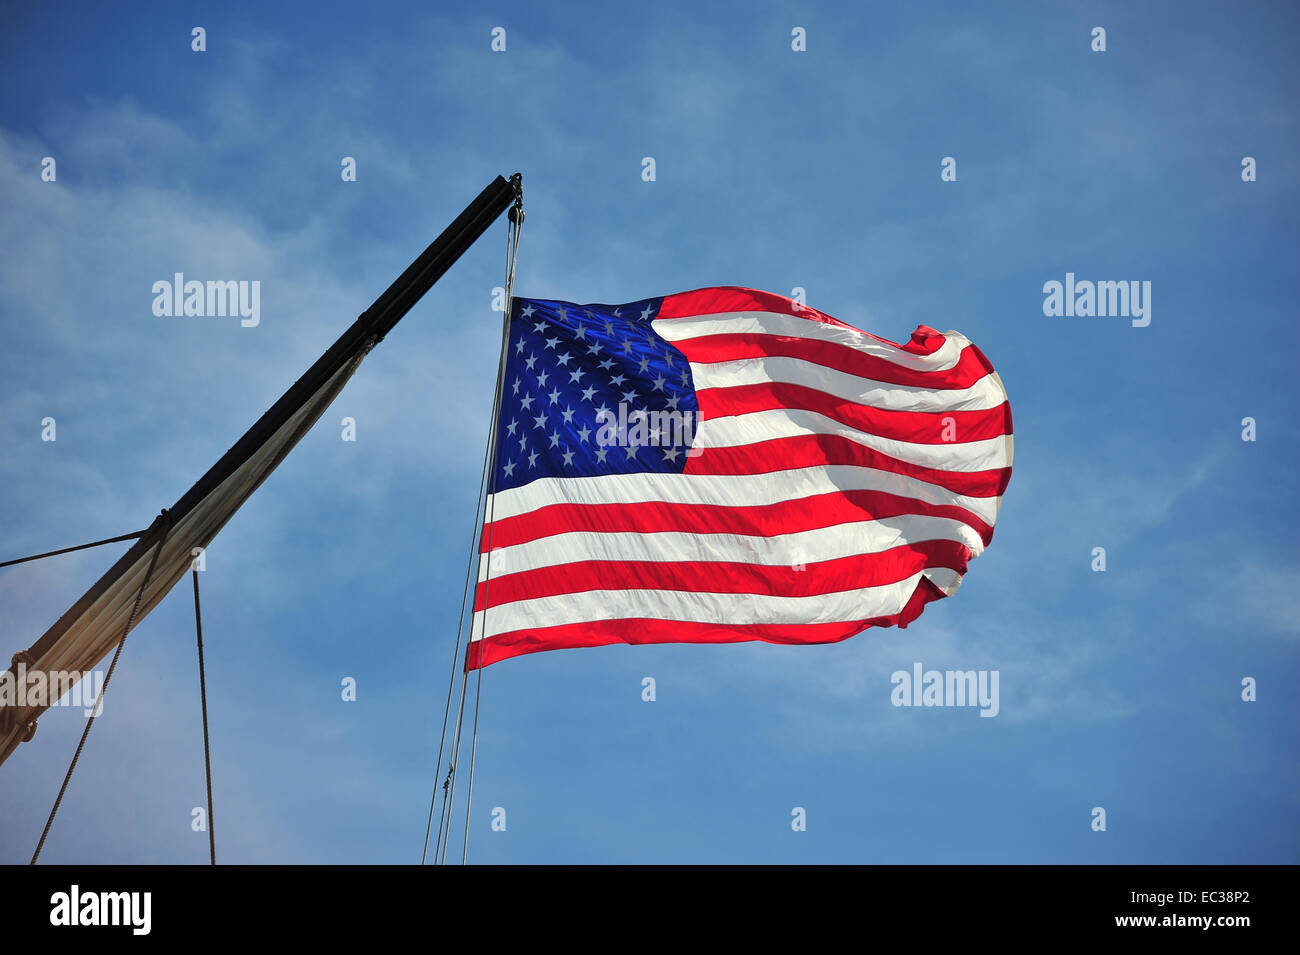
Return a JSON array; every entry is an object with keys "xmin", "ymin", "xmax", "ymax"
[
  {"xmin": 436, "ymin": 247, "xmax": 513, "ymax": 864},
  {"xmin": 437, "ymin": 647, "xmax": 473, "ymax": 864},
  {"xmin": 192, "ymin": 570, "xmax": 216, "ymax": 865},
  {"xmin": 427, "ymin": 176, "xmax": 524, "ymax": 865},
  {"xmin": 0, "ymin": 529, "xmax": 148, "ymax": 569},
  {"xmin": 425, "ymin": 178, "xmax": 523, "ymax": 866},
  {"xmin": 31, "ymin": 521, "xmax": 170, "ymax": 864},
  {"xmin": 421, "ymin": 410, "xmax": 494, "ymax": 864},
  {"xmin": 461, "ymin": 176, "xmax": 524, "ymax": 865},
  {"xmin": 432, "ymin": 499, "xmax": 482, "ymax": 864}
]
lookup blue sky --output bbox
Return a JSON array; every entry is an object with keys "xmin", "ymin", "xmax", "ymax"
[{"xmin": 1, "ymin": 0, "xmax": 1297, "ymax": 864}]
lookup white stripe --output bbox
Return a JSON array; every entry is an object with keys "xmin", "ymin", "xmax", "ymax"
[
  {"xmin": 653, "ymin": 311, "xmax": 969, "ymax": 372},
  {"xmin": 694, "ymin": 409, "xmax": 1010, "ymax": 473},
  {"xmin": 689, "ymin": 356, "xmax": 1005, "ymax": 413},
  {"xmin": 470, "ymin": 568, "xmax": 963, "ymax": 640},
  {"xmin": 478, "ymin": 514, "xmax": 984, "ymax": 581},
  {"xmin": 486, "ymin": 466, "xmax": 1002, "ymax": 526}
]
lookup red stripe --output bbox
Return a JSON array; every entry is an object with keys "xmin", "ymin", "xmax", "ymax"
[
  {"xmin": 698, "ymin": 383, "xmax": 1012, "ymax": 445},
  {"xmin": 481, "ymin": 489, "xmax": 995, "ymax": 553},
  {"xmin": 465, "ymin": 573, "xmax": 947, "ymax": 669},
  {"xmin": 677, "ymin": 333, "xmax": 991, "ymax": 390},
  {"xmin": 968, "ymin": 343, "xmax": 1012, "ymax": 434},
  {"xmin": 684, "ymin": 433, "xmax": 1011, "ymax": 498},
  {"xmin": 474, "ymin": 539, "xmax": 970, "ymax": 611},
  {"xmin": 656, "ymin": 287, "xmax": 948, "ymax": 357}
]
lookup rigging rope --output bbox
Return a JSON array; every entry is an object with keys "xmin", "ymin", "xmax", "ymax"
[
  {"xmin": 192, "ymin": 569, "xmax": 216, "ymax": 865},
  {"xmin": 437, "ymin": 634, "xmax": 473, "ymax": 864},
  {"xmin": 31, "ymin": 518, "xmax": 171, "ymax": 864},
  {"xmin": 0, "ymin": 529, "xmax": 148, "ymax": 569},
  {"xmin": 427, "ymin": 178, "xmax": 523, "ymax": 866},
  {"xmin": 422, "ymin": 419, "xmax": 493, "ymax": 864},
  {"xmin": 426, "ymin": 175, "xmax": 523, "ymax": 865},
  {"xmin": 461, "ymin": 176, "xmax": 524, "ymax": 865}
]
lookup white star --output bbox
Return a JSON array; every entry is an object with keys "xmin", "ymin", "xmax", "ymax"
[
  {"xmin": 665, "ymin": 352, "xmax": 675, "ymax": 367},
  {"xmin": 637, "ymin": 356, "xmax": 650, "ymax": 373},
  {"xmin": 561, "ymin": 405, "xmax": 576, "ymax": 424},
  {"xmin": 558, "ymin": 306, "xmax": 568, "ymax": 321},
  {"xmin": 518, "ymin": 434, "xmax": 527, "ymax": 451},
  {"xmin": 581, "ymin": 386, "xmax": 597, "ymax": 402},
  {"xmin": 680, "ymin": 370, "xmax": 689, "ymax": 385},
  {"xmin": 666, "ymin": 393, "xmax": 680, "ymax": 410},
  {"xmin": 595, "ymin": 403, "xmax": 611, "ymax": 419},
  {"xmin": 515, "ymin": 339, "xmax": 525, "ymax": 354},
  {"xmin": 598, "ymin": 358, "xmax": 614, "ymax": 371},
  {"xmin": 533, "ymin": 320, "xmax": 546, "ymax": 333},
  {"xmin": 528, "ymin": 449, "xmax": 539, "ymax": 468},
  {"xmin": 662, "ymin": 447, "xmax": 680, "ymax": 463},
  {"xmin": 521, "ymin": 303, "xmax": 535, "ymax": 318},
  {"xmin": 533, "ymin": 412, "xmax": 548, "ymax": 430},
  {"xmin": 506, "ymin": 418, "xmax": 518, "ymax": 435},
  {"xmin": 640, "ymin": 305, "xmax": 654, "ymax": 320},
  {"xmin": 519, "ymin": 394, "xmax": 535, "ymax": 410},
  {"xmin": 537, "ymin": 370, "xmax": 550, "ymax": 387},
  {"xmin": 569, "ymin": 367, "xmax": 586, "ymax": 384},
  {"xmin": 621, "ymin": 338, "xmax": 632, "ymax": 353},
  {"xmin": 573, "ymin": 325, "xmax": 587, "ymax": 340},
  {"xmin": 545, "ymin": 336, "xmax": 560, "ymax": 350},
  {"xmin": 549, "ymin": 430, "xmax": 562, "ymax": 448},
  {"xmin": 613, "ymin": 308, "xmax": 622, "ymax": 317},
  {"xmin": 624, "ymin": 444, "xmax": 639, "ymax": 459},
  {"xmin": 525, "ymin": 353, "xmax": 537, "ymax": 370},
  {"xmin": 595, "ymin": 447, "xmax": 609, "ymax": 463},
  {"xmin": 586, "ymin": 341, "xmax": 603, "ymax": 356},
  {"xmin": 622, "ymin": 389, "xmax": 639, "ymax": 404},
  {"xmin": 652, "ymin": 375, "xmax": 666, "ymax": 392},
  {"xmin": 603, "ymin": 319, "xmax": 615, "ymax": 334},
  {"xmin": 577, "ymin": 424, "xmax": 592, "ymax": 443},
  {"xmin": 512, "ymin": 377, "xmax": 521, "ymax": 394},
  {"xmin": 556, "ymin": 351, "xmax": 572, "ymax": 366},
  {"xmin": 561, "ymin": 448, "xmax": 575, "ymax": 466},
  {"xmin": 548, "ymin": 388, "xmax": 561, "ymax": 405},
  {"xmin": 503, "ymin": 459, "xmax": 517, "ymax": 476},
  {"xmin": 610, "ymin": 374, "xmax": 627, "ymax": 387}
]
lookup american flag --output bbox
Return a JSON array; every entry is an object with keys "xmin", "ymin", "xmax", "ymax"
[{"xmin": 466, "ymin": 287, "xmax": 1013, "ymax": 669}]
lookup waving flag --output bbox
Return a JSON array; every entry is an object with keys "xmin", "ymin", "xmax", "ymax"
[{"xmin": 466, "ymin": 287, "xmax": 1013, "ymax": 669}]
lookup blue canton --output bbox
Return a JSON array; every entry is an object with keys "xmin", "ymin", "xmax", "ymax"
[{"xmin": 492, "ymin": 296, "xmax": 699, "ymax": 492}]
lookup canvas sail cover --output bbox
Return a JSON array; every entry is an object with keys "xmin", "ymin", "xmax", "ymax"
[
  {"xmin": 0, "ymin": 355, "xmax": 364, "ymax": 765},
  {"xmin": 0, "ymin": 175, "xmax": 517, "ymax": 766}
]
